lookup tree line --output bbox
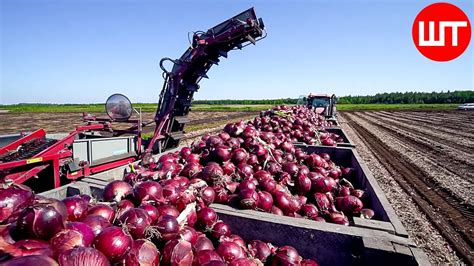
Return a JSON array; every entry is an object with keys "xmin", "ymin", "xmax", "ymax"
[
  {"xmin": 337, "ymin": 90, "xmax": 474, "ymax": 104},
  {"xmin": 193, "ymin": 90, "xmax": 473, "ymax": 105}
]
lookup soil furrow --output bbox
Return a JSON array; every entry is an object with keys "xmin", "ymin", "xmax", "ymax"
[{"xmin": 345, "ymin": 113, "xmax": 474, "ymax": 264}]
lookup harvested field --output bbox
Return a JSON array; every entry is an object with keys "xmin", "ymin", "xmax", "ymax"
[
  {"xmin": 340, "ymin": 110, "xmax": 473, "ymax": 264},
  {"xmin": 0, "ymin": 111, "xmax": 258, "ymax": 135}
]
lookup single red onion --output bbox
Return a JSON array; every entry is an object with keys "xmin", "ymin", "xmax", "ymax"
[
  {"xmin": 201, "ymin": 186, "xmax": 216, "ymax": 206},
  {"xmin": 162, "ymin": 239, "xmax": 194, "ymax": 266},
  {"xmin": 50, "ymin": 229, "xmax": 88, "ymax": 254},
  {"xmin": 61, "ymin": 196, "xmax": 88, "ymax": 221},
  {"xmin": 82, "ymin": 215, "xmax": 112, "ymax": 236},
  {"xmin": 139, "ymin": 203, "xmax": 159, "ymax": 223},
  {"xmin": 115, "ymin": 199, "xmax": 135, "ymax": 219},
  {"xmin": 300, "ymin": 204, "xmax": 319, "ymax": 220},
  {"xmin": 336, "ymin": 196, "xmax": 364, "ymax": 214},
  {"xmin": 273, "ymin": 245, "xmax": 302, "ymax": 265},
  {"xmin": 271, "ymin": 206, "xmax": 284, "ymax": 216},
  {"xmin": 179, "ymin": 226, "xmax": 198, "ymax": 245},
  {"xmin": 248, "ymin": 240, "xmax": 271, "ymax": 262},
  {"xmin": 197, "ymin": 208, "xmax": 218, "ymax": 229},
  {"xmin": 360, "ymin": 208, "xmax": 375, "ymax": 219},
  {"xmin": 58, "ymin": 247, "xmax": 110, "ymax": 266},
  {"xmin": 257, "ymin": 191, "xmax": 273, "ymax": 212},
  {"xmin": 93, "ymin": 226, "xmax": 132, "ymax": 261},
  {"xmin": 123, "ymin": 239, "xmax": 160, "ymax": 266},
  {"xmin": 211, "ymin": 221, "xmax": 231, "ymax": 239},
  {"xmin": 118, "ymin": 208, "xmax": 151, "ymax": 239},
  {"xmin": 0, "ymin": 182, "xmax": 34, "ymax": 223},
  {"xmin": 87, "ymin": 204, "xmax": 115, "ymax": 223},
  {"xmin": 181, "ymin": 162, "xmax": 203, "ymax": 178},
  {"xmin": 17, "ymin": 199, "xmax": 66, "ymax": 240},
  {"xmin": 102, "ymin": 180, "xmax": 132, "ymax": 202},
  {"xmin": 216, "ymin": 241, "xmax": 245, "ymax": 263},
  {"xmin": 133, "ymin": 181, "xmax": 163, "ymax": 204},
  {"xmin": 65, "ymin": 222, "xmax": 95, "ymax": 246},
  {"xmin": 239, "ymin": 189, "xmax": 259, "ymax": 210},
  {"xmin": 155, "ymin": 214, "xmax": 179, "ymax": 242},
  {"xmin": 194, "ymin": 234, "xmax": 214, "ymax": 252}
]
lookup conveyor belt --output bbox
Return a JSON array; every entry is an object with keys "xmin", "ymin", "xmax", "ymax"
[{"xmin": 0, "ymin": 138, "xmax": 58, "ymax": 163}]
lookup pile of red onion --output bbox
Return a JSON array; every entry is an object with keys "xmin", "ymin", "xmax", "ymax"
[
  {"xmin": 255, "ymin": 105, "xmax": 344, "ymax": 146},
  {"xmin": 0, "ymin": 177, "xmax": 319, "ymax": 265}
]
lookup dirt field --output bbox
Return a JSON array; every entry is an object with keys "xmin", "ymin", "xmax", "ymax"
[
  {"xmin": 0, "ymin": 111, "xmax": 258, "ymax": 135},
  {"xmin": 340, "ymin": 110, "xmax": 473, "ymax": 264}
]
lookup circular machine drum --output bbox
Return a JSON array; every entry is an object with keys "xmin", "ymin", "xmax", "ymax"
[{"xmin": 105, "ymin": 93, "xmax": 133, "ymax": 121}]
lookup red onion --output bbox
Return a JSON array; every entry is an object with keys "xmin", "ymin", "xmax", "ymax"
[
  {"xmin": 82, "ymin": 215, "xmax": 112, "ymax": 236},
  {"xmin": 115, "ymin": 199, "xmax": 135, "ymax": 219},
  {"xmin": 351, "ymin": 189, "xmax": 365, "ymax": 199},
  {"xmin": 282, "ymin": 162, "xmax": 299, "ymax": 177},
  {"xmin": 214, "ymin": 186, "xmax": 229, "ymax": 203},
  {"xmin": 118, "ymin": 208, "xmax": 151, "ymax": 239},
  {"xmin": 329, "ymin": 212, "xmax": 349, "ymax": 225},
  {"xmin": 201, "ymin": 164, "xmax": 224, "ymax": 184},
  {"xmin": 139, "ymin": 203, "xmax": 159, "ymax": 223},
  {"xmin": 257, "ymin": 191, "xmax": 273, "ymax": 212},
  {"xmin": 180, "ymin": 147, "xmax": 192, "ymax": 158},
  {"xmin": 336, "ymin": 196, "xmax": 363, "ymax": 214},
  {"xmin": 87, "ymin": 204, "xmax": 115, "ymax": 222},
  {"xmin": 273, "ymin": 191, "xmax": 291, "ymax": 211},
  {"xmin": 360, "ymin": 208, "xmax": 375, "ymax": 219},
  {"xmin": 339, "ymin": 186, "xmax": 351, "ymax": 197},
  {"xmin": 197, "ymin": 207, "xmax": 218, "ymax": 229},
  {"xmin": 222, "ymin": 161, "xmax": 236, "ymax": 175},
  {"xmin": 300, "ymin": 204, "xmax": 319, "ymax": 220},
  {"xmin": 232, "ymin": 148, "xmax": 249, "ymax": 164},
  {"xmin": 211, "ymin": 221, "xmax": 231, "ymax": 239},
  {"xmin": 295, "ymin": 173, "xmax": 311, "ymax": 195},
  {"xmin": 65, "ymin": 222, "xmax": 95, "ymax": 246},
  {"xmin": 273, "ymin": 245, "xmax": 302, "ymax": 265},
  {"xmin": 123, "ymin": 239, "xmax": 160, "ymax": 266},
  {"xmin": 237, "ymin": 163, "xmax": 253, "ymax": 179},
  {"xmin": 216, "ymin": 241, "xmax": 245, "ymax": 263},
  {"xmin": 0, "ymin": 182, "xmax": 34, "ymax": 223},
  {"xmin": 102, "ymin": 180, "xmax": 132, "ymax": 202},
  {"xmin": 239, "ymin": 189, "xmax": 259, "ymax": 210},
  {"xmin": 133, "ymin": 181, "xmax": 163, "ymax": 204},
  {"xmin": 314, "ymin": 193, "xmax": 330, "ymax": 213},
  {"xmin": 179, "ymin": 226, "xmax": 198, "ymax": 244},
  {"xmin": 50, "ymin": 229, "xmax": 87, "ymax": 254},
  {"xmin": 271, "ymin": 206, "xmax": 284, "ymax": 216},
  {"xmin": 186, "ymin": 153, "xmax": 201, "ymax": 164},
  {"xmin": 12, "ymin": 239, "xmax": 53, "ymax": 257},
  {"xmin": 229, "ymin": 258, "xmax": 260, "ymax": 265},
  {"xmin": 194, "ymin": 234, "xmax": 214, "ymax": 252},
  {"xmin": 305, "ymin": 154, "xmax": 324, "ymax": 168},
  {"xmin": 155, "ymin": 214, "xmax": 179, "ymax": 241},
  {"xmin": 17, "ymin": 199, "xmax": 66, "ymax": 240},
  {"xmin": 93, "ymin": 226, "xmax": 132, "ymax": 261},
  {"xmin": 194, "ymin": 250, "xmax": 223, "ymax": 265},
  {"xmin": 181, "ymin": 162, "xmax": 203, "ymax": 178},
  {"xmin": 162, "ymin": 239, "xmax": 194, "ymax": 265},
  {"xmin": 62, "ymin": 196, "xmax": 88, "ymax": 221},
  {"xmin": 212, "ymin": 145, "xmax": 232, "ymax": 162},
  {"xmin": 2, "ymin": 255, "xmax": 58, "ymax": 266},
  {"xmin": 206, "ymin": 136, "xmax": 224, "ymax": 147},
  {"xmin": 248, "ymin": 240, "xmax": 271, "ymax": 262},
  {"xmin": 260, "ymin": 178, "xmax": 277, "ymax": 193},
  {"xmin": 156, "ymin": 204, "xmax": 179, "ymax": 219},
  {"xmin": 58, "ymin": 247, "xmax": 110, "ymax": 266},
  {"xmin": 201, "ymin": 186, "xmax": 216, "ymax": 206},
  {"xmin": 311, "ymin": 177, "xmax": 336, "ymax": 193}
]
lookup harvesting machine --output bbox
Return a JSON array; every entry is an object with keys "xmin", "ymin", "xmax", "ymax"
[
  {"xmin": 0, "ymin": 8, "xmax": 266, "ymax": 191},
  {"xmin": 298, "ymin": 93, "xmax": 337, "ymax": 120}
]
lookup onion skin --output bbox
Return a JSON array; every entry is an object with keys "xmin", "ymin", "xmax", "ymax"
[
  {"xmin": 162, "ymin": 239, "xmax": 194, "ymax": 266},
  {"xmin": 50, "ymin": 229, "xmax": 88, "ymax": 254},
  {"xmin": 1, "ymin": 255, "xmax": 58, "ymax": 266},
  {"xmin": 93, "ymin": 226, "xmax": 132, "ymax": 261},
  {"xmin": 12, "ymin": 239, "xmax": 54, "ymax": 258},
  {"xmin": 0, "ymin": 182, "xmax": 34, "ymax": 223},
  {"xmin": 65, "ymin": 222, "xmax": 95, "ymax": 247},
  {"xmin": 123, "ymin": 239, "xmax": 160, "ymax": 266},
  {"xmin": 58, "ymin": 247, "xmax": 110, "ymax": 266}
]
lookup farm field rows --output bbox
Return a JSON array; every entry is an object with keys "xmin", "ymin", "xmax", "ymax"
[
  {"xmin": 0, "ymin": 111, "xmax": 259, "ymax": 135},
  {"xmin": 341, "ymin": 110, "xmax": 473, "ymax": 264}
]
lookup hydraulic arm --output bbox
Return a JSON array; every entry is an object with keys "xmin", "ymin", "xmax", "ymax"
[{"xmin": 147, "ymin": 7, "xmax": 266, "ymax": 153}]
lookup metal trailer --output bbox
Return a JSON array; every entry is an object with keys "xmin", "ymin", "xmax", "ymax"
[{"xmin": 40, "ymin": 145, "xmax": 428, "ymax": 265}]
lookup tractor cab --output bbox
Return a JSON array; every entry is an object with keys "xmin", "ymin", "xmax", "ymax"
[{"xmin": 298, "ymin": 93, "xmax": 337, "ymax": 118}]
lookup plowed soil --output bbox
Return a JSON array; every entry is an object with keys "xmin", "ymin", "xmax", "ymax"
[
  {"xmin": 341, "ymin": 110, "xmax": 473, "ymax": 264},
  {"xmin": 0, "ymin": 111, "xmax": 257, "ymax": 135}
]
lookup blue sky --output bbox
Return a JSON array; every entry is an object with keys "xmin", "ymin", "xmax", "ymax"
[{"xmin": 1, "ymin": 0, "xmax": 473, "ymax": 104}]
